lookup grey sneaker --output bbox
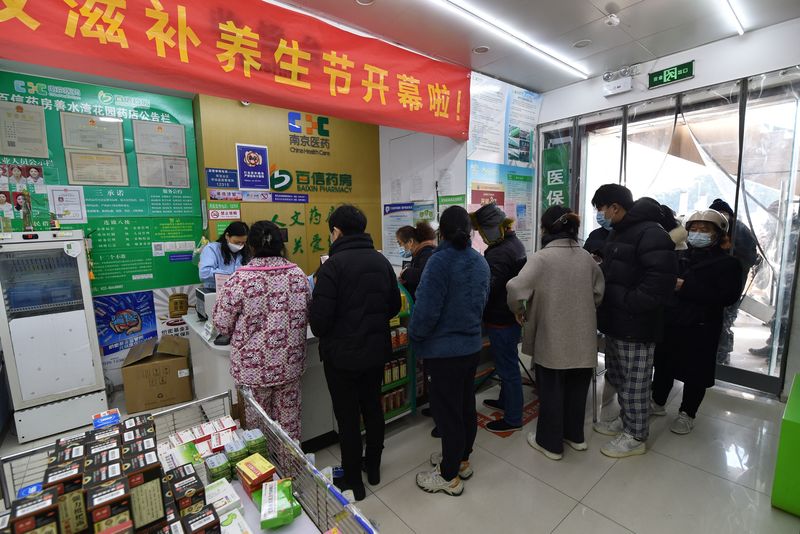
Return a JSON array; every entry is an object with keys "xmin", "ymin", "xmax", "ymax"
[
  {"xmin": 601, "ymin": 432, "xmax": 646, "ymax": 458},
  {"xmin": 670, "ymin": 411, "xmax": 695, "ymax": 435},
  {"xmin": 416, "ymin": 468, "xmax": 464, "ymax": 496},
  {"xmin": 593, "ymin": 416, "xmax": 623, "ymax": 436},
  {"xmin": 650, "ymin": 400, "xmax": 667, "ymax": 416},
  {"xmin": 429, "ymin": 452, "xmax": 473, "ymax": 479},
  {"xmin": 526, "ymin": 432, "xmax": 563, "ymax": 460}
]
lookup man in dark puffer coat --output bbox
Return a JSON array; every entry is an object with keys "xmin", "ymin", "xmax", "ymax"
[{"xmin": 590, "ymin": 184, "xmax": 677, "ymax": 459}]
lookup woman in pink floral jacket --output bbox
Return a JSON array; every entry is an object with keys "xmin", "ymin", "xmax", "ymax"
[{"xmin": 213, "ymin": 221, "xmax": 311, "ymax": 440}]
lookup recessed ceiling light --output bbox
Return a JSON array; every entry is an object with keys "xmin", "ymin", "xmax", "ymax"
[
  {"xmin": 472, "ymin": 45, "xmax": 490, "ymax": 54},
  {"xmin": 604, "ymin": 13, "xmax": 620, "ymax": 27},
  {"xmin": 355, "ymin": 0, "xmax": 375, "ymax": 5},
  {"xmin": 572, "ymin": 39, "xmax": 592, "ymax": 49}
]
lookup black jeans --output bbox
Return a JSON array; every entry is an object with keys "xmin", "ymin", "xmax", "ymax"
[
  {"xmin": 426, "ymin": 352, "xmax": 480, "ymax": 480},
  {"xmin": 324, "ymin": 363, "xmax": 384, "ymax": 488},
  {"xmin": 651, "ymin": 369, "xmax": 706, "ymax": 418},
  {"xmin": 534, "ymin": 365, "xmax": 592, "ymax": 454}
]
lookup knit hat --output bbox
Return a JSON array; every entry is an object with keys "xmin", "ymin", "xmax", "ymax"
[
  {"xmin": 709, "ymin": 198, "xmax": 733, "ymax": 217},
  {"xmin": 470, "ymin": 203, "xmax": 512, "ymax": 245}
]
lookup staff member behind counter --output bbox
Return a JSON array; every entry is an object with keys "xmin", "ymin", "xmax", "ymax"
[
  {"xmin": 199, "ymin": 221, "xmax": 249, "ymax": 289},
  {"xmin": 396, "ymin": 221, "xmax": 436, "ymax": 300}
]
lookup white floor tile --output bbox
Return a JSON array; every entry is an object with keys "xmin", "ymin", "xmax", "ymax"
[
  {"xmin": 680, "ymin": 387, "xmax": 784, "ymax": 436},
  {"xmin": 355, "ymin": 494, "xmax": 415, "ymax": 534},
  {"xmin": 650, "ymin": 412, "xmax": 779, "ymax": 495},
  {"xmin": 475, "ymin": 425, "xmax": 616, "ymax": 501},
  {"xmin": 370, "ymin": 416, "xmax": 441, "ymax": 492},
  {"xmin": 583, "ymin": 451, "xmax": 800, "ymax": 534},
  {"xmin": 376, "ymin": 448, "xmax": 577, "ymax": 534},
  {"xmin": 553, "ymin": 505, "xmax": 633, "ymax": 534}
]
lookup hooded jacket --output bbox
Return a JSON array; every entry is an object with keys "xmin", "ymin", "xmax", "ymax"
[
  {"xmin": 598, "ymin": 197, "xmax": 678, "ymax": 342},
  {"xmin": 310, "ymin": 233, "xmax": 402, "ymax": 370}
]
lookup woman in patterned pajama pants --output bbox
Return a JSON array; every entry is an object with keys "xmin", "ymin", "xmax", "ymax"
[{"xmin": 214, "ymin": 220, "xmax": 311, "ymax": 441}]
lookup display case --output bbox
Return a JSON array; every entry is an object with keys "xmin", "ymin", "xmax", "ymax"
[
  {"xmin": 0, "ymin": 231, "xmax": 106, "ymax": 442},
  {"xmin": 381, "ymin": 284, "xmax": 416, "ymax": 423}
]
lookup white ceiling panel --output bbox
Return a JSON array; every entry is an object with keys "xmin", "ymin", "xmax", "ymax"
[
  {"xmin": 576, "ymin": 41, "xmax": 656, "ymax": 74},
  {"xmin": 275, "ymin": 0, "xmax": 800, "ymax": 93},
  {"xmin": 637, "ymin": 14, "xmax": 736, "ymax": 58},
  {"xmin": 615, "ymin": 0, "xmax": 721, "ymax": 40},
  {"xmin": 548, "ymin": 18, "xmax": 635, "ymax": 60}
]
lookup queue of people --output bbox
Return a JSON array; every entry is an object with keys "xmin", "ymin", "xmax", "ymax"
[{"xmin": 206, "ymin": 185, "xmax": 746, "ymax": 500}]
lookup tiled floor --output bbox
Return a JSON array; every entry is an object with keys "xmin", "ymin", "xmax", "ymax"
[{"xmin": 319, "ymin": 380, "xmax": 799, "ymax": 534}]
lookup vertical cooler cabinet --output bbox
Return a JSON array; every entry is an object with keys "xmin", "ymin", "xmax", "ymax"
[{"xmin": 0, "ymin": 230, "xmax": 107, "ymax": 442}]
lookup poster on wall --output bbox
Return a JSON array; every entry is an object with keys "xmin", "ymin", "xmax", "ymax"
[
  {"xmin": 60, "ymin": 112, "xmax": 124, "ymax": 152},
  {"xmin": 541, "ymin": 146, "xmax": 571, "ymax": 211},
  {"xmin": 133, "ymin": 121, "xmax": 187, "ymax": 157},
  {"xmin": 153, "ymin": 286, "xmax": 198, "ymax": 338},
  {"xmin": 136, "ymin": 154, "xmax": 190, "ymax": 188},
  {"xmin": 65, "ymin": 150, "xmax": 129, "ymax": 186},
  {"xmin": 47, "ymin": 185, "xmax": 87, "ymax": 224},
  {"xmin": 413, "ymin": 202, "xmax": 436, "ymax": 226},
  {"xmin": 383, "ymin": 203, "xmax": 413, "ymax": 266},
  {"xmin": 467, "ymin": 73, "xmax": 540, "ymax": 254},
  {"xmin": 93, "ymin": 291, "xmax": 158, "ymax": 356},
  {"xmin": 0, "ymin": 102, "xmax": 49, "ymax": 158},
  {"xmin": 236, "ymin": 144, "xmax": 269, "ymax": 190}
]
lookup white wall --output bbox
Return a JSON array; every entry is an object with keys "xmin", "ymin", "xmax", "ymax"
[{"xmin": 539, "ymin": 17, "xmax": 800, "ymax": 124}]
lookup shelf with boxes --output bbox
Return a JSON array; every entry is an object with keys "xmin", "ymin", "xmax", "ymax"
[{"xmin": 380, "ymin": 284, "xmax": 415, "ymax": 422}]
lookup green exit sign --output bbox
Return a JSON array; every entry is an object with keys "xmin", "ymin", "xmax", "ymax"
[{"xmin": 649, "ymin": 61, "xmax": 694, "ymax": 89}]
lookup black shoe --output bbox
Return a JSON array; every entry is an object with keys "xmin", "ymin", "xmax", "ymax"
[
  {"xmin": 421, "ymin": 407, "xmax": 432, "ymax": 417},
  {"xmin": 361, "ymin": 457, "xmax": 381, "ymax": 486},
  {"xmin": 482, "ymin": 399, "xmax": 505, "ymax": 413},
  {"xmin": 431, "ymin": 427, "xmax": 441, "ymax": 438},
  {"xmin": 332, "ymin": 476, "xmax": 366, "ymax": 501},
  {"xmin": 749, "ymin": 346, "xmax": 771, "ymax": 357},
  {"xmin": 486, "ymin": 419, "xmax": 522, "ymax": 433}
]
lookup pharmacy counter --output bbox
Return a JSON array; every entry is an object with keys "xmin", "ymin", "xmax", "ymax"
[{"xmin": 185, "ymin": 313, "xmax": 335, "ymax": 446}]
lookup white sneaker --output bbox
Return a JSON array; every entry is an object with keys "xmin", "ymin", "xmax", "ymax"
[
  {"xmin": 564, "ymin": 439, "xmax": 588, "ymax": 451},
  {"xmin": 416, "ymin": 468, "xmax": 464, "ymax": 496},
  {"xmin": 650, "ymin": 400, "xmax": 667, "ymax": 416},
  {"xmin": 670, "ymin": 411, "xmax": 695, "ymax": 435},
  {"xmin": 429, "ymin": 452, "xmax": 473, "ymax": 479},
  {"xmin": 526, "ymin": 432, "xmax": 563, "ymax": 460},
  {"xmin": 601, "ymin": 432, "xmax": 646, "ymax": 458},
  {"xmin": 592, "ymin": 416, "xmax": 623, "ymax": 436}
]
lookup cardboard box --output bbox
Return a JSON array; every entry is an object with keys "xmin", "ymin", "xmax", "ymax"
[
  {"xmin": 122, "ymin": 336, "xmax": 193, "ymax": 413},
  {"xmin": 123, "ymin": 415, "xmax": 155, "ymax": 430},
  {"xmin": 170, "ymin": 474, "xmax": 204, "ymax": 518},
  {"xmin": 87, "ymin": 479, "xmax": 132, "ymax": 534},
  {"xmin": 83, "ymin": 463, "xmax": 124, "ymax": 489},
  {"xmin": 10, "ymin": 487, "xmax": 59, "ymax": 534},
  {"xmin": 84, "ymin": 448, "xmax": 123, "ymax": 470},
  {"xmin": 122, "ymin": 437, "xmax": 156, "ymax": 458},
  {"xmin": 88, "ymin": 426, "xmax": 122, "ymax": 443},
  {"xmin": 217, "ymin": 509, "xmax": 250, "ymax": 534}
]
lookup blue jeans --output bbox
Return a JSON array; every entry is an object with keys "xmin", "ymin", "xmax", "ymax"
[{"xmin": 487, "ymin": 324, "xmax": 523, "ymax": 426}]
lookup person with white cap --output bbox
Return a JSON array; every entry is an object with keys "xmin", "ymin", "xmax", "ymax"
[{"xmin": 650, "ymin": 209, "xmax": 743, "ymax": 434}]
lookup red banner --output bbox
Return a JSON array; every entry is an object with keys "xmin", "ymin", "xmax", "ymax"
[{"xmin": 0, "ymin": 0, "xmax": 470, "ymax": 139}]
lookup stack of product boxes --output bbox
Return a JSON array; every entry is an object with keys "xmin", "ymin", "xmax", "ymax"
[{"xmin": 5, "ymin": 415, "xmax": 303, "ymax": 534}]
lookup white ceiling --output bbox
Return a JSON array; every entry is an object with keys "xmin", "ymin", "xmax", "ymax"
[{"xmin": 280, "ymin": 0, "xmax": 800, "ymax": 93}]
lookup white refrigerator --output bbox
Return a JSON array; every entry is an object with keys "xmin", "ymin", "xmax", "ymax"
[{"xmin": 0, "ymin": 230, "xmax": 107, "ymax": 442}]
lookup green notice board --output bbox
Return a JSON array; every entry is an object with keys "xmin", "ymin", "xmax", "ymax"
[{"xmin": 0, "ymin": 71, "xmax": 201, "ymax": 295}]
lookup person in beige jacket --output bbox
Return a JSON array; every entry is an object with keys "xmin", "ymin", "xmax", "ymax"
[{"xmin": 506, "ymin": 206, "xmax": 605, "ymax": 460}]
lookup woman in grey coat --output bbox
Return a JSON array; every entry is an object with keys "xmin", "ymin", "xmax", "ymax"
[{"xmin": 507, "ymin": 206, "xmax": 604, "ymax": 460}]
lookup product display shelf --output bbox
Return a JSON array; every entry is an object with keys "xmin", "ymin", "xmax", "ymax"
[
  {"xmin": 0, "ymin": 391, "xmax": 376, "ymax": 534},
  {"xmin": 381, "ymin": 376, "xmax": 410, "ymax": 394},
  {"xmin": 382, "ymin": 284, "xmax": 416, "ymax": 423}
]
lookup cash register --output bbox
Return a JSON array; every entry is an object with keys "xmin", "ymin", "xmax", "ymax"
[{"xmin": 195, "ymin": 287, "xmax": 217, "ymax": 321}]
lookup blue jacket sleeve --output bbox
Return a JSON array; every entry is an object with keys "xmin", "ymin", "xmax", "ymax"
[
  {"xmin": 409, "ymin": 255, "xmax": 447, "ymax": 342},
  {"xmin": 199, "ymin": 244, "xmax": 219, "ymax": 286}
]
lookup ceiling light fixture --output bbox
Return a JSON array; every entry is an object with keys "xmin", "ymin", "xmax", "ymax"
[
  {"xmin": 472, "ymin": 45, "xmax": 490, "ymax": 54},
  {"xmin": 430, "ymin": 0, "xmax": 589, "ymax": 79},
  {"xmin": 572, "ymin": 39, "xmax": 592, "ymax": 49},
  {"xmin": 355, "ymin": 0, "xmax": 376, "ymax": 5},
  {"xmin": 721, "ymin": 0, "xmax": 744, "ymax": 35}
]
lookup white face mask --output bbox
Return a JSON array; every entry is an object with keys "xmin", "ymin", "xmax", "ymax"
[{"xmin": 228, "ymin": 242, "xmax": 244, "ymax": 253}]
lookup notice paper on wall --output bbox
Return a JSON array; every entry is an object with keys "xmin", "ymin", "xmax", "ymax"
[
  {"xmin": 236, "ymin": 143, "xmax": 270, "ymax": 190},
  {"xmin": 383, "ymin": 203, "xmax": 413, "ymax": 266},
  {"xmin": 48, "ymin": 185, "xmax": 88, "ymax": 224}
]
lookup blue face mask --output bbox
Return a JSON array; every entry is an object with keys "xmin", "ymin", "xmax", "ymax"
[
  {"xmin": 398, "ymin": 246, "xmax": 412, "ymax": 258},
  {"xmin": 687, "ymin": 231, "xmax": 714, "ymax": 248},
  {"xmin": 596, "ymin": 211, "xmax": 613, "ymax": 230}
]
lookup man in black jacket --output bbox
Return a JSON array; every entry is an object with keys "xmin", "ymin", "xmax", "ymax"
[
  {"xmin": 591, "ymin": 185, "xmax": 677, "ymax": 458},
  {"xmin": 470, "ymin": 203, "xmax": 527, "ymax": 433},
  {"xmin": 310, "ymin": 205, "xmax": 401, "ymax": 501}
]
